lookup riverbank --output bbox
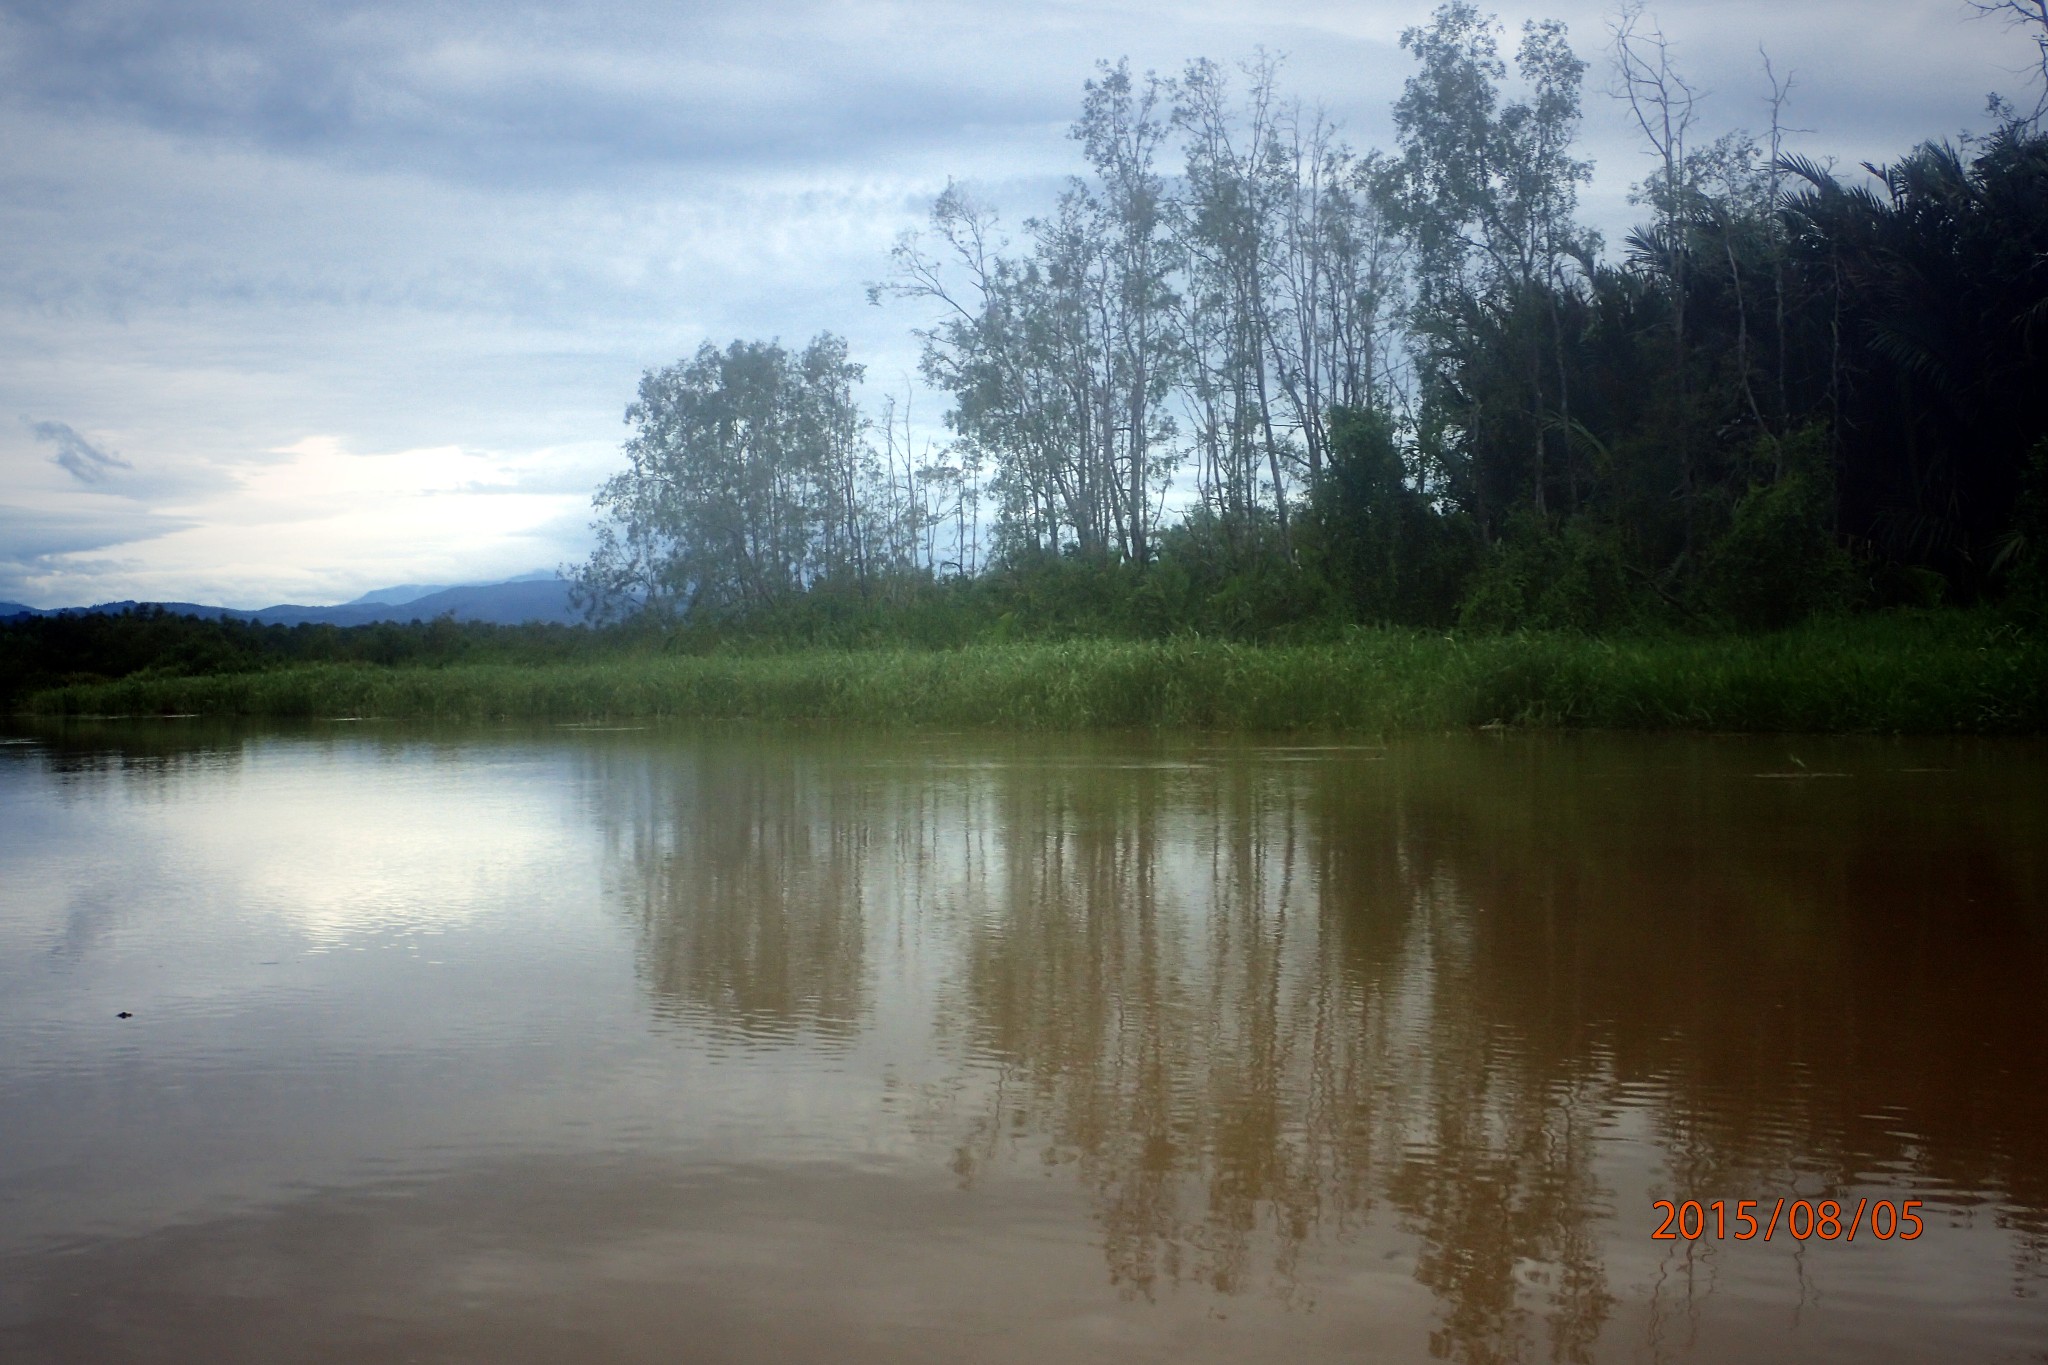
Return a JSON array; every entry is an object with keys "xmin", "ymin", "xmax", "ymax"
[{"xmin": 16, "ymin": 612, "xmax": 2044, "ymax": 734}]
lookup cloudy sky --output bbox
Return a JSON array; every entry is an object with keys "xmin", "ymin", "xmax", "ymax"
[{"xmin": 0, "ymin": 0, "xmax": 2035, "ymax": 608}]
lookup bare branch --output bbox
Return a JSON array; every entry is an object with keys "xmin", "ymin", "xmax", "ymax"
[{"xmin": 1967, "ymin": 0, "xmax": 2048, "ymax": 123}]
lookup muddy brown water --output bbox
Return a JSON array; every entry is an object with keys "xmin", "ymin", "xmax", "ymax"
[{"xmin": 2, "ymin": 721, "xmax": 2044, "ymax": 1363}]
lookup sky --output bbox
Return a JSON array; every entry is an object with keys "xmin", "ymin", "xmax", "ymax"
[{"xmin": 0, "ymin": 0, "xmax": 2037, "ymax": 609}]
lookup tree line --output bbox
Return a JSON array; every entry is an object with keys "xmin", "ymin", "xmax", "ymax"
[
  {"xmin": 574, "ymin": 1, "xmax": 2048, "ymax": 637},
  {"xmin": 0, "ymin": 608, "xmax": 615, "ymax": 708}
]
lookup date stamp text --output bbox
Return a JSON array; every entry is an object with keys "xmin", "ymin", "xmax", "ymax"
[{"xmin": 1651, "ymin": 1198, "xmax": 1924, "ymax": 1243}]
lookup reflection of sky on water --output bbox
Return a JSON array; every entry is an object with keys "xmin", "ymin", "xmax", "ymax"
[{"xmin": 1, "ymin": 726, "xmax": 2045, "ymax": 1362}]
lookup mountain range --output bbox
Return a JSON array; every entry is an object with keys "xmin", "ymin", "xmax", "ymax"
[{"xmin": 0, "ymin": 572, "xmax": 581, "ymax": 627}]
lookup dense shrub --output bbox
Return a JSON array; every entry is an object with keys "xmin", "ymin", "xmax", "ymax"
[
  {"xmin": 1304, "ymin": 407, "xmax": 1475, "ymax": 627},
  {"xmin": 1457, "ymin": 514, "xmax": 1645, "ymax": 632},
  {"xmin": 1694, "ymin": 428, "xmax": 1858, "ymax": 631}
]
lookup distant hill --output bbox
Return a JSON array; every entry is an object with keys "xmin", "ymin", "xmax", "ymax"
[
  {"xmin": 342, "ymin": 569, "xmax": 558, "ymax": 607},
  {"xmin": 351, "ymin": 578, "xmax": 578, "ymax": 626},
  {"xmin": 342, "ymin": 583, "xmax": 451, "ymax": 607},
  {"xmin": 0, "ymin": 575, "xmax": 582, "ymax": 627}
]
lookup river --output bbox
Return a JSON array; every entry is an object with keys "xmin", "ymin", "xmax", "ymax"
[{"xmin": 2, "ymin": 721, "xmax": 2043, "ymax": 1362}]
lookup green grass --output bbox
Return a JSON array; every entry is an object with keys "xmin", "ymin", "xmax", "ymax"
[{"xmin": 18, "ymin": 612, "xmax": 2045, "ymax": 734}]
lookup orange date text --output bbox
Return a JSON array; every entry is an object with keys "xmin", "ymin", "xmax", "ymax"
[{"xmin": 1650, "ymin": 1198, "xmax": 1923, "ymax": 1242}]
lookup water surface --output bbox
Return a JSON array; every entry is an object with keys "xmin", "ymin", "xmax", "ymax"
[{"xmin": 2, "ymin": 721, "xmax": 2044, "ymax": 1362}]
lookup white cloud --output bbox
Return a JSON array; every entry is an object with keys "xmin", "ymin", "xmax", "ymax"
[{"xmin": 0, "ymin": 430, "xmax": 603, "ymax": 607}]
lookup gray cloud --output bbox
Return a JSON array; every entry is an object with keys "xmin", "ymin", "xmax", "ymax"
[
  {"xmin": 27, "ymin": 418, "xmax": 132, "ymax": 483},
  {"xmin": 0, "ymin": 0, "xmax": 1077, "ymax": 187},
  {"xmin": 0, "ymin": 501, "xmax": 189, "ymax": 562},
  {"xmin": 3, "ymin": 1, "xmax": 2027, "ymax": 199}
]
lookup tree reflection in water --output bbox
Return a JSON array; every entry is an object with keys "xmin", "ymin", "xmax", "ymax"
[
  {"xmin": 597, "ymin": 741, "xmax": 872, "ymax": 1043},
  {"xmin": 589, "ymin": 732, "xmax": 2048, "ymax": 1363}
]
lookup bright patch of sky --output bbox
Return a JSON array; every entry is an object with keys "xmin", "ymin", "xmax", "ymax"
[{"xmin": 0, "ymin": 0, "xmax": 2033, "ymax": 607}]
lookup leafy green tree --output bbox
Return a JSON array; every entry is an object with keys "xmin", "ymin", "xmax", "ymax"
[
  {"xmin": 573, "ymin": 335, "xmax": 883, "ymax": 623},
  {"xmin": 1390, "ymin": 2, "xmax": 1593, "ymax": 535}
]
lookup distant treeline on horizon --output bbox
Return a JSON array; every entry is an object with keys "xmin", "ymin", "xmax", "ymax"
[{"xmin": 0, "ymin": 577, "xmax": 578, "ymax": 631}]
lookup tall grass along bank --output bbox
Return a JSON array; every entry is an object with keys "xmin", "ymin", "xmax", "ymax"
[{"xmin": 19, "ymin": 614, "xmax": 2043, "ymax": 735}]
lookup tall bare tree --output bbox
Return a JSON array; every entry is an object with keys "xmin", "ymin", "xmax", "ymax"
[
  {"xmin": 1174, "ymin": 55, "xmax": 1293, "ymax": 543},
  {"xmin": 1611, "ymin": 0, "xmax": 1701, "ymax": 548}
]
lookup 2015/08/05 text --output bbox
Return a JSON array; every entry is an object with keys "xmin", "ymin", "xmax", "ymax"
[{"xmin": 1652, "ymin": 1199, "xmax": 1924, "ymax": 1242}]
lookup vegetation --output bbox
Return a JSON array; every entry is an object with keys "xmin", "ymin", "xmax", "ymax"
[
  {"xmin": 563, "ymin": 3, "xmax": 2048, "ymax": 642},
  {"xmin": 11, "ymin": 611, "xmax": 2042, "ymax": 735},
  {"xmin": 10, "ymin": 4, "xmax": 2048, "ymax": 735},
  {"xmin": 0, "ymin": 608, "xmax": 603, "ymax": 711}
]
